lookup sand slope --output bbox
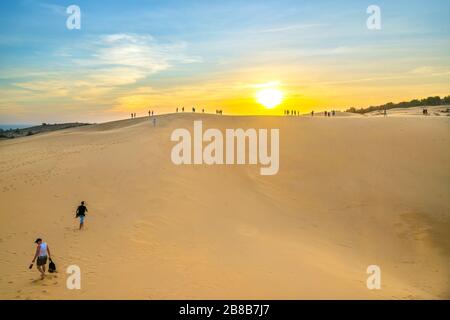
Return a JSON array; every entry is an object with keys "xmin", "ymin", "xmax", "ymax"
[
  {"xmin": 366, "ymin": 105, "xmax": 450, "ymax": 117},
  {"xmin": 0, "ymin": 114, "xmax": 449, "ymax": 299}
]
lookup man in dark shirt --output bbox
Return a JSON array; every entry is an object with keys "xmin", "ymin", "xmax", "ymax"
[{"xmin": 75, "ymin": 201, "xmax": 88, "ymax": 230}]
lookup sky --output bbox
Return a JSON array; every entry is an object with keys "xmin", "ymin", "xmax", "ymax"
[{"xmin": 0, "ymin": 0, "xmax": 449, "ymax": 124}]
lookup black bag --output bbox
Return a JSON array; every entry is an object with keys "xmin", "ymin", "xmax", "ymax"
[{"xmin": 48, "ymin": 258, "xmax": 56, "ymax": 273}]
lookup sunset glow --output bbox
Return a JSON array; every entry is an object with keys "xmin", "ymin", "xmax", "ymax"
[
  {"xmin": 0, "ymin": 1, "xmax": 448, "ymax": 124},
  {"xmin": 256, "ymin": 89, "xmax": 284, "ymax": 109}
]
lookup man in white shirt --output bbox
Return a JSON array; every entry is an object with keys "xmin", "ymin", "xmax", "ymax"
[{"xmin": 30, "ymin": 238, "xmax": 52, "ymax": 279}]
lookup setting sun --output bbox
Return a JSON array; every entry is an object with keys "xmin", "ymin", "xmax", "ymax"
[{"xmin": 256, "ymin": 88, "xmax": 284, "ymax": 109}]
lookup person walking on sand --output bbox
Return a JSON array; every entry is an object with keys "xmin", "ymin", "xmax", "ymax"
[
  {"xmin": 30, "ymin": 238, "xmax": 52, "ymax": 280},
  {"xmin": 75, "ymin": 201, "xmax": 88, "ymax": 230}
]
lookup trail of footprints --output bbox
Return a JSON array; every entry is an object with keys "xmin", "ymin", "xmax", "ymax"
[{"xmin": 0, "ymin": 140, "xmax": 124, "ymax": 193}]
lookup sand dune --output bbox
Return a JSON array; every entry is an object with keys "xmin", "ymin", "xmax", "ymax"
[
  {"xmin": 366, "ymin": 105, "xmax": 450, "ymax": 117},
  {"xmin": 0, "ymin": 114, "xmax": 449, "ymax": 299}
]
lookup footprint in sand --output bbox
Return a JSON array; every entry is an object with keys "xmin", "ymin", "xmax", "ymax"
[{"xmin": 31, "ymin": 279, "xmax": 43, "ymax": 284}]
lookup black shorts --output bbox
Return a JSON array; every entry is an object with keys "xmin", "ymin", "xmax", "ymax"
[{"xmin": 37, "ymin": 256, "xmax": 47, "ymax": 266}]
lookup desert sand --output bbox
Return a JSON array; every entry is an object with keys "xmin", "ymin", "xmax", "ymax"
[
  {"xmin": 365, "ymin": 105, "xmax": 450, "ymax": 117},
  {"xmin": 0, "ymin": 113, "xmax": 449, "ymax": 299}
]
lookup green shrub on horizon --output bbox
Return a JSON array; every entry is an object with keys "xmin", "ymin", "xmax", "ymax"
[{"xmin": 346, "ymin": 95, "xmax": 450, "ymax": 114}]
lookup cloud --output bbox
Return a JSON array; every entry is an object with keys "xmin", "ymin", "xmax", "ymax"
[
  {"xmin": 111, "ymin": 80, "xmax": 241, "ymax": 112},
  {"xmin": 74, "ymin": 33, "xmax": 199, "ymax": 86},
  {"xmin": 258, "ymin": 23, "xmax": 326, "ymax": 33},
  {"xmin": 246, "ymin": 81, "xmax": 281, "ymax": 88},
  {"xmin": 11, "ymin": 80, "xmax": 70, "ymax": 98},
  {"xmin": 93, "ymin": 34, "xmax": 171, "ymax": 73},
  {"xmin": 410, "ymin": 66, "xmax": 435, "ymax": 75},
  {"xmin": 12, "ymin": 33, "xmax": 200, "ymax": 103},
  {"xmin": 39, "ymin": 2, "xmax": 67, "ymax": 16},
  {"xmin": 408, "ymin": 66, "xmax": 450, "ymax": 76}
]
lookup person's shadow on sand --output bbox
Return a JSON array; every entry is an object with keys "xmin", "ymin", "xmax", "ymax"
[{"xmin": 30, "ymin": 274, "xmax": 58, "ymax": 284}]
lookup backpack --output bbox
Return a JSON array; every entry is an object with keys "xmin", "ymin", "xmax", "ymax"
[{"xmin": 48, "ymin": 258, "xmax": 56, "ymax": 273}]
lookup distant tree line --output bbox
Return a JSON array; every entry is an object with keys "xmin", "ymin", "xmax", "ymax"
[
  {"xmin": 346, "ymin": 95, "xmax": 450, "ymax": 114},
  {"xmin": 0, "ymin": 122, "xmax": 90, "ymax": 140}
]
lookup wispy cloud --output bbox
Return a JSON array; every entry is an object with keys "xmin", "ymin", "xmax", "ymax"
[
  {"xmin": 12, "ymin": 33, "xmax": 200, "ymax": 100},
  {"xmin": 408, "ymin": 66, "xmax": 450, "ymax": 77},
  {"xmin": 39, "ymin": 2, "xmax": 66, "ymax": 16},
  {"xmin": 75, "ymin": 33, "xmax": 199, "ymax": 86},
  {"xmin": 258, "ymin": 23, "xmax": 326, "ymax": 33},
  {"xmin": 246, "ymin": 81, "xmax": 281, "ymax": 88}
]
